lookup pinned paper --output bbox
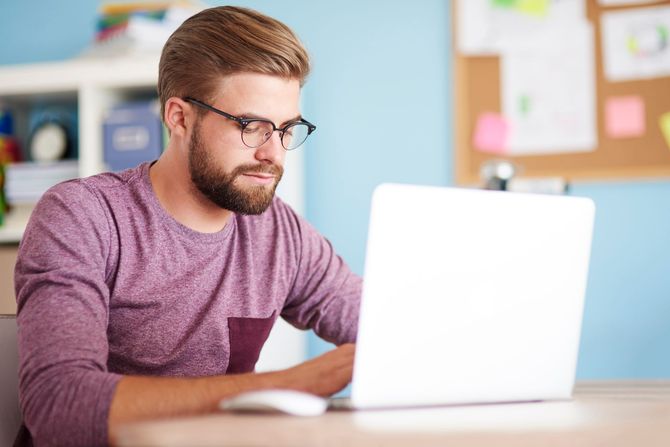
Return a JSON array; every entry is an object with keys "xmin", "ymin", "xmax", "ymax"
[
  {"xmin": 601, "ymin": 6, "xmax": 670, "ymax": 81},
  {"xmin": 456, "ymin": 0, "xmax": 586, "ymax": 55},
  {"xmin": 605, "ymin": 96, "xmax": 646, "ymax": 138},
  {"xmin": 660, "ymin": 112, "xmax": 670, "ymax": 149},
  {"xmin": 501, "ymin": 23, "xmax": 596, "ymax": 155},
  {"xmin": 473, "ymin": 113, "xmax": 509, "ymax": 154}
]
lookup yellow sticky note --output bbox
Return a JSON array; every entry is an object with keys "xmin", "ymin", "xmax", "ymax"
[
  {"xmin": 660, "ymin": 112, "xmax": 670, "ymax": 150},
  {"xmin": 517, "ymin": 0, "xmax": 549, "ymax": 17}
]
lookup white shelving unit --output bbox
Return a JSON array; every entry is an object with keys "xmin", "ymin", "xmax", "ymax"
[
  {"xmin": 0, "ymin": 55, "xmax": 161, "ymax": 243},
  {"xmin": 0, "ymin": 56, "xmax": 308, "ymax": 369},
  {"xmin": 0, "ymin": 56, "xmax": 162, "ymax": 176}
]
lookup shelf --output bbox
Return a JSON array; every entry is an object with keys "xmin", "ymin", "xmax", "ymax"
[
  {"xmin": 0, "ymin": 55, "xmax": 164, "ymax": 187},
  {"xmin": 0, "ymin": 56, "xmax": 178, "ymax": 244},
  {"xmin": 0, "ymin": 55, "xmax": 161, "ymax": 97}
]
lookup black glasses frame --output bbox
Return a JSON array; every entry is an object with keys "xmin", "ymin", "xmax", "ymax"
[{"xmin": 183, "ymin": 97, "xmax": 316, "ymax": 151}]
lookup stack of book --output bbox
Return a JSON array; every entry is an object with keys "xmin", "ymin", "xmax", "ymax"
[
  {"xmin": 80, "ymin": 1, "xmax": 203, "ymax": 58},
  {"xmin": 4, "ymin": 161, "xmax": 79, "ymax": 204}
]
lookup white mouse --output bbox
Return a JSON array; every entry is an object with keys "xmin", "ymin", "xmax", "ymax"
[{"xmin": 219, "ymin": 389, "xmax": 328, "ymax": 417}]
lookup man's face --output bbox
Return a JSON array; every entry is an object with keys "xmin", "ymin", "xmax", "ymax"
[{"xmin": 188, "ymin": 73, "xmax": 301, "ymax": 215}]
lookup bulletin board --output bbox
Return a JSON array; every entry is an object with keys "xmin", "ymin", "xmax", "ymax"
[{"xmin": 454, "ymin": 0, "xmax": 670, "ymax": 185}]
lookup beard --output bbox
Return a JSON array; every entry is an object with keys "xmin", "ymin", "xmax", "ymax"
[{"xmin": 188, "ymin": 120, "xmax": 283, "ymax": 215}]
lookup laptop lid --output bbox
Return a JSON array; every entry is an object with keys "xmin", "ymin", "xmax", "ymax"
[{"xmin": 350, "ymin": 184, "xmax": 595, "ymax": 409}]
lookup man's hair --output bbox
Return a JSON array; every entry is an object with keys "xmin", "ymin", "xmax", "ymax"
[{"xmin": 158, "ymin": 6, "xmax": 311, "ymax": 121}]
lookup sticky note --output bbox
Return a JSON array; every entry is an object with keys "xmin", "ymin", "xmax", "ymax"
[
  {"xmin": 491, "ymin": 0, "xmax": 517, "ymax": 9},
  {"xmin": 660, "ymin": 112, "xmax": 670, "ymax": 150},
  {"xmin": 473, "ymin": 113, "xmax": 509, "ymax": 154},
  {"xmin": 517, "ymin": 0, "xmax": 549, "ymax": 17},
  {"xmin": 605, "ymin": 96, "xmax": 646, "ymax": 138}
]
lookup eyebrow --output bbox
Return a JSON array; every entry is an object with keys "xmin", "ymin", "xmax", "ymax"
[{"xmin": 238, "ymin": 112, "xmax": 303, "ymax": 127}]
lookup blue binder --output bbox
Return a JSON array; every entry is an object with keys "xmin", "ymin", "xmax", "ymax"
[{"xmin": 103, "ymin": 101, "xmax": 163, "ymax": 171}]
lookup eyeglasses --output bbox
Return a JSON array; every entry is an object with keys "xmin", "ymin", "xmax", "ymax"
[{"xmin": 184, "ymin": 97, "xmax": 316, "ymax": 151}]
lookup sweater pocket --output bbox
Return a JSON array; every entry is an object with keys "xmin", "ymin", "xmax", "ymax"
[{"xmin": 226, "ymin": 311, "xmax": 277, "ymax": 374}]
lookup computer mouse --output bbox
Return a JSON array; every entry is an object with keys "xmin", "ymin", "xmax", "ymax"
[{"xmin": 219, "ymin": 389, "xmax": 328, "ymax": 417}]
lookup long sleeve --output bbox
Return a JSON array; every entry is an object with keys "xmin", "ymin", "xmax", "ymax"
[
  {"xmin": 15, "ymin": 180, "xmax": 122, "ymax": 447},
  {"xmin": 280, "ymin": 206, "xmax": 362, "ymax": 345}
]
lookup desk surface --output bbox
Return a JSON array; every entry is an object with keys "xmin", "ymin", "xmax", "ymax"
[{"xmin": 114, "ymin": 381, "xmax": 670, "ymax": 447}]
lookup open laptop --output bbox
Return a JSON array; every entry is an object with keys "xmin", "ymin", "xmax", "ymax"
[{"xmin": 334, "ymin": 183, "xmax": 595, "ymax": 410}]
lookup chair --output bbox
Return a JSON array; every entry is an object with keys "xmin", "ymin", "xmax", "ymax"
[{"xmin": 0, "ymin": 314, "xmax": 21, "ymax": 446}]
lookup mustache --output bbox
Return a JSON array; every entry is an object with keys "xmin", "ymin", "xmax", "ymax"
[{"xmin": 232, "ymin": 164, "xmax": 283, "ymax": 178}]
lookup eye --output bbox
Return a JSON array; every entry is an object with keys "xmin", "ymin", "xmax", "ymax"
[{"xmin": 243, "ymin": 122, "xmax": 263, "ymax": 133}]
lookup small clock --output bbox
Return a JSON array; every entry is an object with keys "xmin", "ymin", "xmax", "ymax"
[{"xmin": 30, "ymin": 122, "xmax": 68, "ymax": 162}]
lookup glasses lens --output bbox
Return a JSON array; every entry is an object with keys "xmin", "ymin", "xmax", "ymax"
[
  {"xmin": 241, "ymin": 121, "xmax": 274, "ymax": 148},
  {"xmin": 282, "ymin": 123, "xmax": 310, "ymax": 150}
]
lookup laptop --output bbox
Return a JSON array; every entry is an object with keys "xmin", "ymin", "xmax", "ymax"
[{"xmin": 334, "ymin": 183, "xmax": 595, "ymax": 410}]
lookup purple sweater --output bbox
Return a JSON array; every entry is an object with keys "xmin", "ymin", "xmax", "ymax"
[{"xmin": 14, "ymin": 162, "xmax": 361, "ymax": 447}]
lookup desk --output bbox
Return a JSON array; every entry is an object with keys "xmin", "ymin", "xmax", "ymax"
[{"xmin": 114, "ymin": 381, "xmax": 670, "ymax": 447}]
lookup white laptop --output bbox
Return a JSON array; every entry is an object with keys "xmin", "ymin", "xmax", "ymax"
[{"xmin": 341, "ymin": 183, "xmax": 595, "ymax": 410}]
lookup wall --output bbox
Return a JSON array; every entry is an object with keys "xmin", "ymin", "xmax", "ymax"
[
  {"xmin": 0, "ymin": 246, "xmax": 17, "ymax": 314},
  {"xmin": 572, "ymin": 180, "xmax": 670, "ymax": 377},
  {"xmin": 0, "ymin": 0, "xmax": 668, "ymax": 378}
]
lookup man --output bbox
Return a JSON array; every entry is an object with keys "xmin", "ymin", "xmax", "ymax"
[{"xmin": 14, "ymin": 6, "xmax": 361, "ymax": 447}]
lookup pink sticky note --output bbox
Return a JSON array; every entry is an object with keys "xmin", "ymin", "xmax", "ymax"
[
  {"xmin": 605, "ymin": 96, "xmax": 646, "ymax": 138},
  {"xmin": 473, "ymin": 113, "xmax": 508, "ymax": 154}
]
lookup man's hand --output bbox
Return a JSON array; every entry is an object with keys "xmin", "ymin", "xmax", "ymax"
[
  {"xmin": 275, "ymin": 343, "xmax": 355, "ymax": 397},
  {"xmin": 109, "ymin": 344, "xmax": 356, "ymax": 443}
]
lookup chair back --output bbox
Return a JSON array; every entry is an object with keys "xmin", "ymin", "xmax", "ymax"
[{"xmin": 0, "ymin": 314, "xmax": 21, "ymax": 446}]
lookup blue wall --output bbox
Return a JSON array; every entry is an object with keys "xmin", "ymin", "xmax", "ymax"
[{"xmin": 1, "ymin": 1, "xmax": 668, "ymax": 378}]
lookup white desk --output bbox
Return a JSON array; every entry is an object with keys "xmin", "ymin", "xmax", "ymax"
[{"xmin": 114, "ymin": 381, "xmax": 670, "ymax": 447}]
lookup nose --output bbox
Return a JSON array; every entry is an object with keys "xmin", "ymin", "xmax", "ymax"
[{"xmin": 254, "ymin": 130, "xmax": 285, "ymax": 166}]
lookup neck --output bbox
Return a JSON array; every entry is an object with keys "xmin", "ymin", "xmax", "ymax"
[{"xmin": 149, "ymin": 144, "xmax": 233, "ymax": 233}]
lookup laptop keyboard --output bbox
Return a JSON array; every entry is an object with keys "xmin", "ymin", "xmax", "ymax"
[{"xmin": 328, "ymin": 396, "xmax": 353, "ymax": 411}]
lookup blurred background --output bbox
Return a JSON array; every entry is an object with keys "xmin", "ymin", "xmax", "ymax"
[{"xmin": 0, "ymin": 0, "xmax": 668, "ymax": 379}]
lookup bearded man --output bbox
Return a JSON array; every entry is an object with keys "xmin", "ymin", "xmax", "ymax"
[{"xmin": 14, "ymin": 6, "xmax": 360, "ymax": 446}]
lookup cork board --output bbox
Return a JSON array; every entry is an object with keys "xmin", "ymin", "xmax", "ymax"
[{"xmin": 454, "ymin": 0, "xmax": 670, "ymax": 185}]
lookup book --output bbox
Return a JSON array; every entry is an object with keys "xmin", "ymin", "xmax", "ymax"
[{"xmin": 4, "ymin": 160, "xmax": 79, "ymax": 204}]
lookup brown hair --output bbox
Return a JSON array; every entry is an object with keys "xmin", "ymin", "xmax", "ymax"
[{"xmin": 157, "ymin": 6, "xmax": 310, "ymax": 121}]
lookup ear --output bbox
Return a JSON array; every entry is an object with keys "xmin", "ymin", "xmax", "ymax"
[{"xmin": 164, "ymin": 97, "xmax": 193, "ymax": 138}]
